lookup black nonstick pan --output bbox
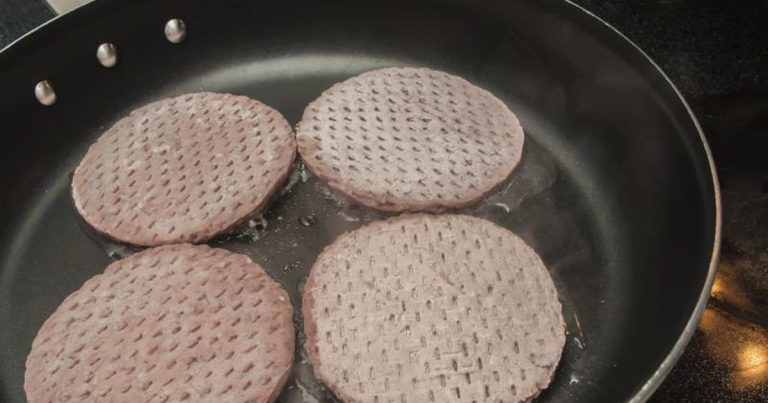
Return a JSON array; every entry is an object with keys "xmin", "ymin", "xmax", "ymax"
[{"xmin": 0, "ymin": 0, "xmax": 720, "ymax": 401}]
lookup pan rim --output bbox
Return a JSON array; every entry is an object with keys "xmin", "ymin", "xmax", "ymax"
[
  {"xmin": 0, "ymin": 5, "xmax": 63, "ymax": 55},
  {"xmin": 560, "ymin": 1, "xmax": 722, "ymax": 402},
  {"xmin": 0, "ymin": 0, "xmax": 723, "ymax": 401}
]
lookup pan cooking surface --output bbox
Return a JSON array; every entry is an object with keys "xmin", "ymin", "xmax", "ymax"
[{"xmin": 0, "ymin": 0, "xmax": 717, "ymax": 401}]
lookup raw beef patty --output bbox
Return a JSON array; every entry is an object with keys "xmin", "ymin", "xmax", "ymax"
[
  {"xmin": 72, "ymin": 92, "xmax": 296, "ymax": 246},
  {"xmin": 302, "ymin": 214, "xmax": 564, "ymax": 403},
  {"xmin": 25, "ymin": 244, "xmax": 295, "ymax": 403},
  {"xmin": 297, "ymin": 67, "xmax": 524, "ymax": 212}
]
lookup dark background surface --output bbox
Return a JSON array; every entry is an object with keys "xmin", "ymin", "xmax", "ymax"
[{"xmin": 1, "ymin": 0, "xmax": 767, "ymax": 402}]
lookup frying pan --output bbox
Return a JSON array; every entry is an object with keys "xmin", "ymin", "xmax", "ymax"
[{"xmin": 0, "ymin": 0, "xmax": 721, "ymax": 401}]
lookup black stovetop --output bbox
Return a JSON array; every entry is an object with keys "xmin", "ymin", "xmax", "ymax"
[{"xmin": 2, "ymin": 0, "xmax": 767, "ymax": 402}]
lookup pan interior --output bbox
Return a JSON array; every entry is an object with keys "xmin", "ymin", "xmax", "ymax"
[{"xmin": 0, "ymin": 0, "xmax": 716, "ymax": 401}]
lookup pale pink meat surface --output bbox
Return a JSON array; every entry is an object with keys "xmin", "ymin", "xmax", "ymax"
[
  {"xmin": 303, "ymin": 214, "xmax": 565, "ymax": 403},
  {"xmin": 25, "ymin": 244, "xmax": 295, "ymax": 403},
  {"xmin": 72, "ymin": 92, "xmax": 296, "ymax": 246},
  {"xmin": 297, "ymin": 67, "xmax": 524, "ymax": 212}
]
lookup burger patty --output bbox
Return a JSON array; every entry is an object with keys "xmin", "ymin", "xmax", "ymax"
[{"xmin": 302, "ymin": 214, "xmax": 565, "ymax": 403}]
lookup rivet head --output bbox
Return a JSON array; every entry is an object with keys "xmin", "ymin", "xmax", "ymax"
[
  {"xmin": 164, "ymin": 19, "xmax": 186, "ymax": 44},
  {"xmin": 96, "ymin": 42, "xmax": 117, "ymax": 68},
  {"xmin": 35, "ymin": 80, "xmax": 57, "ymax": 106}
]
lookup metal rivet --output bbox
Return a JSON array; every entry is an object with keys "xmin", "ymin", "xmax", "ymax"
[
  {"xmin": 35, "ymin": 80, "xmax": 57, "ymax": 106},
  {"xmin": 96, "ymin": 42, "xmax": 117, "ymax": 68},
  {"xmin": 164, "ymin": 19, "xmax": 186, "ymax": 44}
]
